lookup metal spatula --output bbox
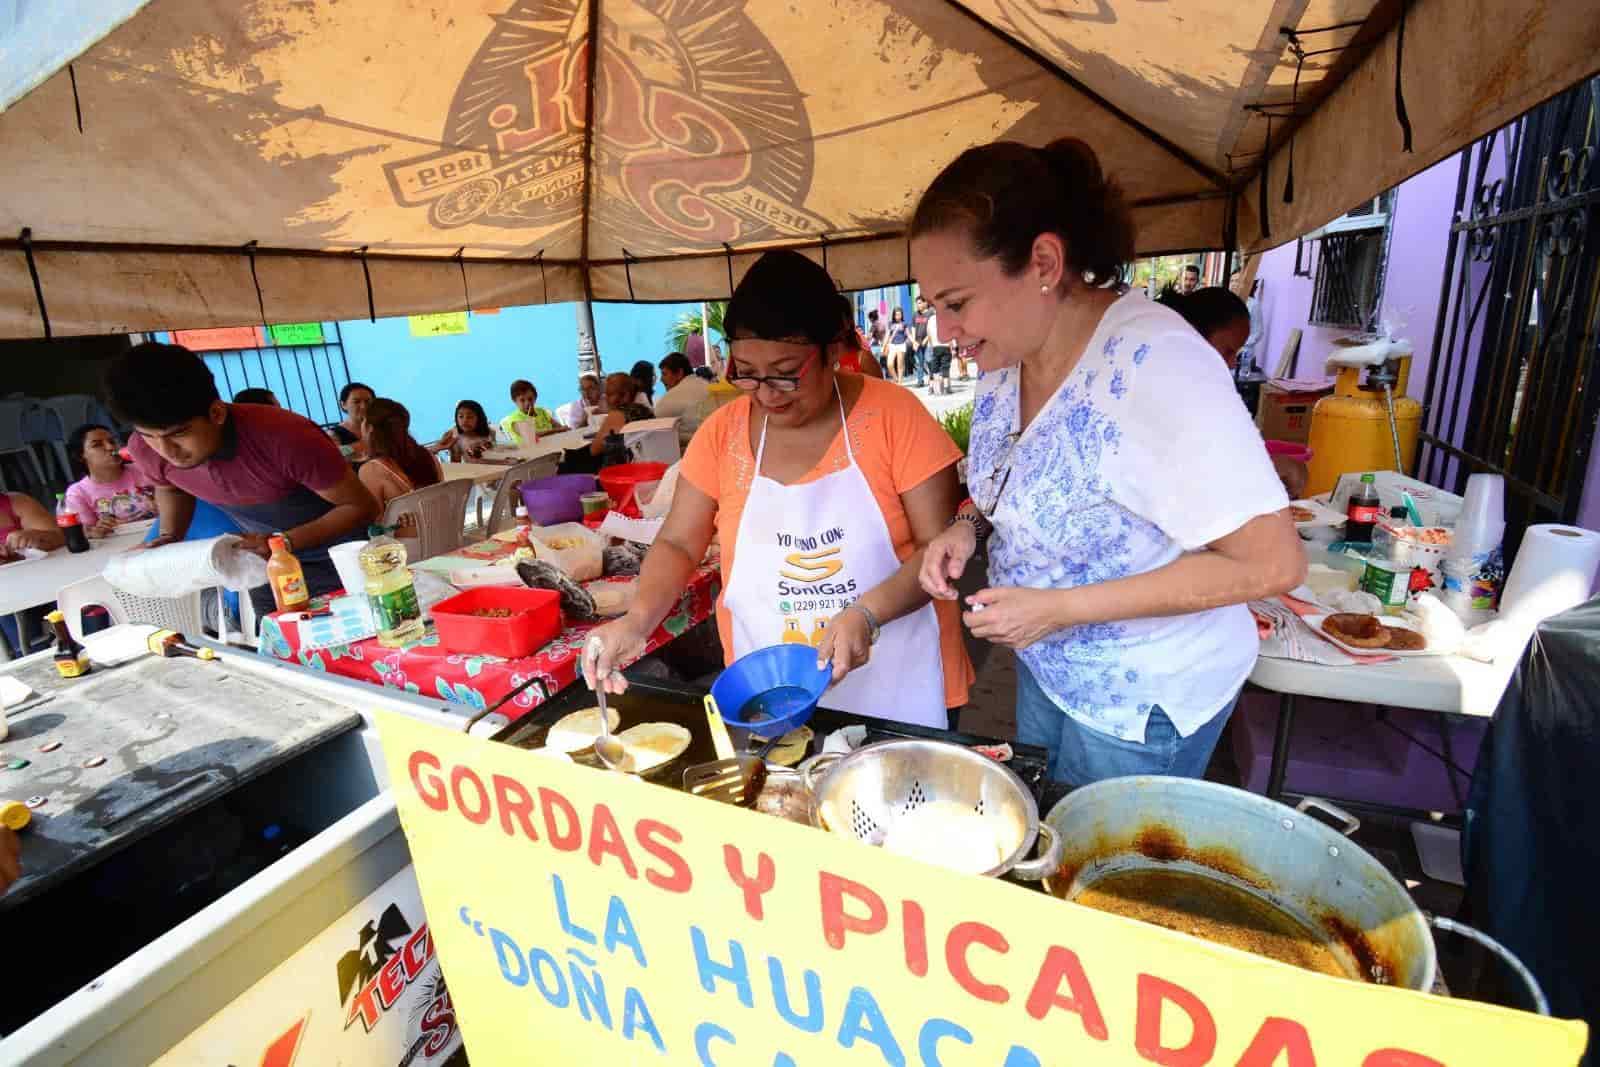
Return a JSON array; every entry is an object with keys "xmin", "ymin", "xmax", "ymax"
[{"xmin": 683, "ymin": 695, "xmax": 772, "ymax": 806}]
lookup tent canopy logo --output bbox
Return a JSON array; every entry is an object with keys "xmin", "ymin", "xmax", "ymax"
[{"xmin": 385, "ymin": 0, "xmax": 832, "ymax": 254}]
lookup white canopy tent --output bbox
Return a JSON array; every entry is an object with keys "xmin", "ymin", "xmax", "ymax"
[{"xmin": 1, "ymin": 0, "xmax": 1596, "ymax": 337}]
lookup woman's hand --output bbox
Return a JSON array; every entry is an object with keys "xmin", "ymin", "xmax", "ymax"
[
  {"xmin": 962, "ymin": 586, "xmax": 1069, "ymax": 649},
  {"xmin": 582, "ymin": 616, "xmax": 649, "ymax": 695},
  {"xmin": 5, "ymin": 528, "xmax": 61, "ymax": 553},
  {"xmin": 920, "ymin": 520, "xmax": 977, "ymax": 600},
  {"xmin": 814, "ymin": 605, "xmax": 873, "ymax": 684}
]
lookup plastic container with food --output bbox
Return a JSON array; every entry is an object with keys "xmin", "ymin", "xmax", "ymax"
[
  {"xmin": 430, "ymin": 587, "xmax": 562, "ymax": 658},
  {"xmin": 528, "ymin": 522, "xmax": 604, "ymax": 581},
  {"xmin": 1372, "ymin": 522, "xmax": 1452, "ymax": 589}
]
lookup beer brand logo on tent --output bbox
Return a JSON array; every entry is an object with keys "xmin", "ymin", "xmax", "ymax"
[
  {"xmin": 385, "ymin": 0, "xmax": 833, "ymax": 254},
  {"xmin": 337, "ymin": 903, "xmax": 441, "ymax": 1035}
]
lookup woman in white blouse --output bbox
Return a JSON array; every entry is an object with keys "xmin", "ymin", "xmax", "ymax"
[{"xmin": 912, "ymin": 138, "xmax": 1305, "ymax": 786}]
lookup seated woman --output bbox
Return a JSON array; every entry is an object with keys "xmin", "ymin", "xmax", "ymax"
[
  {"xmin": 1162, "ymin": 287, "xmax": 1307, "ymax": 498},
  {"xmin": 358, "ymin": 398, "xmax": 443, "ymax": 557},
  {"xmin": 326, "ymin": 381, "xmax": 375, "ymax": 461},
  {"xmin": 432, "ymin": 399, "xmax": 496, "ymax": 461},
  {"xmin": 585, "ymin": 250, "xmax": 973, "ymax": 727},
  {"xmin": 629, "ymin": 360, "xmax": 658, "ymax": 410},
  {"xmin": 557, "ymin": 373, "xmax": 654, "ymax": 475},
  {"xmin": 1, "ymin": 491, "xmax": 63, "ymax": 557},
  {"xmin": 63, "ymin": 423, "xmax": 158, "ymax": 537}
]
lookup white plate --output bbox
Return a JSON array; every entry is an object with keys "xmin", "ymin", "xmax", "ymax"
[
  {"xmin": 1305, "ymin": 614, "xmax": 1442, "ymax": 658},
  {"xmin": 1290, "ymin": 499, "xmax": 1345, "ymax": 528}
]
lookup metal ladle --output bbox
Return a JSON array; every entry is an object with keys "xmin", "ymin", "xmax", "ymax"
[{"xmin": 586, "ymin": 636, "xmax": 627, "ymax": 772}]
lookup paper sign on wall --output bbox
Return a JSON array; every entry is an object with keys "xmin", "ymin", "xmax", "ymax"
[
  {"xmin": 376, "ymin": 712, "xmax": 1586, "ymax": 1067},
  {"xmin": 172, "ymin": 326, "xmax": 263, "ymax": 351},
  {"xmin": 268, "ymin": 321, "xmax": 324, "ymax": 345},
  {"xmin": 409, "ymin": 312, "xmax": 469, "ymax": 337}
]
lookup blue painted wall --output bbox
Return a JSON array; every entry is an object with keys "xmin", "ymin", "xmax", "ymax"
[{"xmin": 173, "ymin": 301, "xmax": 706, "ymax": 441}]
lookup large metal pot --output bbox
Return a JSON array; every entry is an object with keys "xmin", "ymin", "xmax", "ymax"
[
  {"xmin": 1042, "ymin": 777, "xmax": 1448, "ymax": 993},
  {"xmin": 802, "ymin": 739, "xmax": 1063, "ymax": 880}
]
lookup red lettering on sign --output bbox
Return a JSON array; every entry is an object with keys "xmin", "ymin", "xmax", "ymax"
[
  {"xmin": 499, "ymin": 50, "xmax": 574, "ymax": 155},
  {"xmin": 819, "ymin": 871, "xmax": 887, "ymax": 950},
  {"xmin": 947, "ymin": 922, "xmax": 1010, "ymax": 1004},
  {"xmin": 260, "ymin": 1015, "xmax": 307, "ymax": 1067},
  {"xmin": 902, "ymin": 901, "xmax": 929, "ymax": 978},
  {"xmin": 723, "ymin": 845, "xmax": 776, "ymax": 920},
  {"xmin": 377, "ymin": 951, "xmax": 408, "ymax": 1010},
  {"xmin": 1237, "ymin": 1018, "xmax": 1316, "ymax": 1067},
  {"xmin": 492, "ymin": 773, "xmax": 539, "ymax": 840},
  {"xmin": 450, "ymin": 765, "xmax": 491, "ymax": 824},
  {"xmin": 346, "ymin": 980, "xmax": 382, "ymax": 1032},
  {"xmin": 636, "ymin": 819, "xmax": 692, "ymax": 893},
  {"xmin": 1025, "ymin": 945, "xmax": 1108, "ymax": 1041},
  {"xmin": 539, "ymin": 786, "xmax": 583, "ymax": 850},
  {"xmin": 410, "ymin": 750, "xmax": 446, "ymax": 810},
  {"xmin": 587, "ymin": 802, "xmax": 639, "ymax": 878},
  {"xmin": 402, "ymin": 924, "xmax": 433, "ymax": 982},
  {"xmin": 621, "ymin": 87, "xmax": 748, "ymax": 243},
  {"xmin": 1362, "ymin": 1053, "xmax": 1446, "ymax": 1067},
  {"xmin": 420, "ymin": 988, "xmax": 457, "ymax": 1057},
  {"xmin": 1135, "ymin": 974, "xmax": 1217, "ymax": 1066}
]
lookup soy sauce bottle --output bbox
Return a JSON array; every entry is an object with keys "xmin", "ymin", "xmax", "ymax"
[
  {"xmin": 54, "ymin": 494, "xmax": 90, "ymax": 554},
  {"xmin": 46, "ymin": 609, "xmax": 91, "ymax": 678}
]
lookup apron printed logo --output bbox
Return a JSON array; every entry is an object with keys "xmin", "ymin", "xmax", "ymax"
[
  {"xmin": 384, "ymin": 0, "xmax": 834, "ymax": 253},
  {"xmin": 779, "ymin": 546, "xmax": 843, "ymax": 583}
]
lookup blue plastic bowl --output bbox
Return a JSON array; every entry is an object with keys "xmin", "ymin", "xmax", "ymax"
[{"xmin": 710, "ymin": 644, "xmax": 831, "ymax": 738}]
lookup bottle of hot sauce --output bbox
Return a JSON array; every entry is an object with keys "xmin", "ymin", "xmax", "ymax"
[
  {"xmin": 266, "ymin": 534, "xmax": 310, "ymax": 613},
  {"xmin": 45, "ymin": 609, "xmax": 91, "ymax": 678}
]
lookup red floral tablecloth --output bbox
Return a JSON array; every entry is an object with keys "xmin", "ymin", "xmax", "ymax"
[{"xmin": 257, "ymin": 565, "xmax": 720, "ymax": 717}]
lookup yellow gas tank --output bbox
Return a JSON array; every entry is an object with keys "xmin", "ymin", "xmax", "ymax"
[{"xmin": 1305, "ymin": 358, "xmax": 1422, "ymax": 496}]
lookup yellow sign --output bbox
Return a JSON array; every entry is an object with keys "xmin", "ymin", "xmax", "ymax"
[
  {"xmin": 376, "ymin": 712, "xmax": 1586, "ymax": 1067},
  {"xmin": 408, "ymin": 312, "xmax": 470, "ymax": 337}
]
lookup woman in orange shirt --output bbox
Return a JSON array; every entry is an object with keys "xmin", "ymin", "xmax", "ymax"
[{"xmin": 585, "ymin": 250, "xmax": 972, "ymax": 725}]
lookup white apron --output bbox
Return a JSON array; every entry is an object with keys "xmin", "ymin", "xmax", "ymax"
[{"xmin": 722, "ymin": 387, "xmax": 946, "ymax": 725}]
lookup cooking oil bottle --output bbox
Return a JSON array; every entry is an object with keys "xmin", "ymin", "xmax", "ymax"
[{"xmin": 359, "ymin": 524, "xmax": 424, "ymax": 647}]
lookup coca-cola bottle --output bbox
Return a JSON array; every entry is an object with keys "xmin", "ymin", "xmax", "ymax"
[
  {"xmin": 1345, "ymin": 474, "xmax": 1381, "ymax": 545},
  {"xmin": 55, "ymin": 493, "xmax": 90, "ymax": 554}
]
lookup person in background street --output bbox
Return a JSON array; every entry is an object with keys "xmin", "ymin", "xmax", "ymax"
[
  {"xmin": 654, "ymin": 351, "xmax": 711, "ymax": 447},
  {"xmin": 884, "ymin": 306, "xmax": 911, "ymax": 385},
  {"xmin": 64, "ymin": 423, "xmax": 157, "ymax": 536},
  {"xmin": 584, "ymin": 249, "xmax": 972, "ymax": 726},
  {"xmin": 431, "ymin": 399, "xmax": 495, "ymax": 460},
  {"xmin": 499, "ymin": 379, "xmax": 561, "ymax": 444},
  {"xmin": 911, "ymin": 138, "xmax": 1303, "ymax": 785},
  {"xmin": 558, "ymin": 373, "xmax": 654, "ymax": 474},
  {"xmin": 925, "ymin": 305, "xmax": 953, "ymax": 395},
  {"xmin": 1162, "ymin": 287, "xmax": 1308, "ymax": 498},
  {"xmin": 835, "ymin": 303, "xmax": 885, "ymax": 379},
  {"xmin": 105, "ymin": 342, "xmax": 380, "ymax": 623},
  {"xmin": 569, "ymin": 373, "xmax": 606, "ymax": 427},
  {"xmin": 866, "ymin": 308, "xmax": 886, "ymax": 359},
  {"xmin": 326, "ymin": 381, "xmax": 374, "ymax": 460},
  {"xmin": 233, "ymin": 387, "xmax": 278, "ymax": 406},
  {"xmin": 359, "ymin": 398, "xmax": 443, "ymax": 557},
  {"xmin": 1178, "ymin": 263, "xmax": 1201, "ymax": 294},
  {"xmin": 685, "ymin": 327, "xmax": 707, "ymax": 369},
  {"xmin": 910, "ymin": 294, "xmax": 932, "ymax": 388},
  {"xmin": 629, "ymin": 360, "xmax": 658, "ymax": 409}
]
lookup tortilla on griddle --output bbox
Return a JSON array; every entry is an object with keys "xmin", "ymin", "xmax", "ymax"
[{"xmin": 545, "ymin": 706, "xmax": 621, "ymax": 753}]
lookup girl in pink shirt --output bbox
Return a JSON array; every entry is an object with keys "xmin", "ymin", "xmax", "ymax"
[{"xmin": 63, "ymin": 424, "xmax": 157, "ymax": 537}]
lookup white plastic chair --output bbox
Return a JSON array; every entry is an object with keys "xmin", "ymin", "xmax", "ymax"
[
  {"xmin": 480, "ymin": 455, "xmax": 559, "ymax": 535},
  {"xmin": 56, "ymin": 574, "xmax": 206, "ymax": 643},
  {"xmin": 382, "ymin": 478, "xmax": 474, "ymax": 561},
  {"xmin": 0, "ymin": 398, "xmax": 47, "ymax": 492},
  {"xmin": 623, "ymin": 422, "xmax": 682, "ymax": 465},
  {"xmin": 553, "ymin": 401, "xmax": 578, "ymax": 430}
]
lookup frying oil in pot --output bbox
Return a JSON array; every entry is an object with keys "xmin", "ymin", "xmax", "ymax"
[{"xmin": 1068, "ymin": 869, "xmax": 1355, "ymax": 980}]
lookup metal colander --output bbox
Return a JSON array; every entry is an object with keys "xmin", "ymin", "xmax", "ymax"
[{"xmin": 802, "ymin": 739, "xmax": 1061, "ymax": 880}]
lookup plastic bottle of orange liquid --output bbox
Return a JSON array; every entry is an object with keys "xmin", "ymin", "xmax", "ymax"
[{"xmin": 266, "ymin": 535, "xmax": 310, "ymax": 612}]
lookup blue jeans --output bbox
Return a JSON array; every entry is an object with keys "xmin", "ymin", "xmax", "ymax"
[
  {"xmin": 1015, "ymin": 659, "xmax": 1238, "ymax": 785},
  {"xmin": 911, "ymin": 345, "xmax": 927, "ymax": 386}
]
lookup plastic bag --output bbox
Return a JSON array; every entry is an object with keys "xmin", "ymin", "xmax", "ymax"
[{"xmin": 641, "ymin": 461, "xmax": 682, "ymax": 520}]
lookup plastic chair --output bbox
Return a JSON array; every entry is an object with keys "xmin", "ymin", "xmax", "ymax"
[
  {"xmin": 623, "ymin": 422, "xmax": 682, "ymax": 465},
  {"xmin": 0, "ymin": 398, "xmax": 47, "ymax": 492},
  {"xmin": 56, "ymin": 574, "xmax": 206, "ymax": 643},
  {"xmin": 553, "ymin": 401, "xmax": 578, "ymax": 430},
  {"xmin": 480, "ymin": 456, "xmax": 559, "ymax": 535},
  {"xmin": 382, "ymin": 478, "xmax": 474, "ymax": 561}
]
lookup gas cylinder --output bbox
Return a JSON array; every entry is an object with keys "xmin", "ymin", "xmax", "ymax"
[{"xmin": 1305, "ymin": 350, "xmax": 1422, "ymax": 496}]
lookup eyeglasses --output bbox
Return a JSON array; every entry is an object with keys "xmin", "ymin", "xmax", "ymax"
[
  {"xmin": 972, "ymin": 431, "xmax": 1021, "ymax": 518},
  {"xmin": 727, "ymin": 348, "xmax": 821, "ymax": 393}
]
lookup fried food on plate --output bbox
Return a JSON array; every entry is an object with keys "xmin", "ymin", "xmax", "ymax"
[{"xmin": 1323, "ymin": 613, "xmax": 1390, "ymax": 649}]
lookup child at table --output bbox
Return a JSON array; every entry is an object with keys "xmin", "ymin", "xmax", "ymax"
[
  {"xmin": 63, "ymin": 423, "xmax": 158, "ymax": 537},
  {"xmin": 431, "ymin": 399, "xmax": 496, "ymax": 461},
  {"xmin": 498, "ymin": 380, "xmax": 562, "ymax": 445}
]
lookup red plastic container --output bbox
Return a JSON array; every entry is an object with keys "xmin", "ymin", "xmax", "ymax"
[
  {"xmin": 1265, "ymin": 439, "xmax": 1314, "ymax": 464},
  {"xmin": 430, "ymin": 587, "xmax": 562, "ymax": 659},
  {"xmin": 581, "ymin": 508, "xmax": 610, "ymax": 530},
  {"xmin": 598, "ymin": 461, "xmax": 668, "ymax": 518}
]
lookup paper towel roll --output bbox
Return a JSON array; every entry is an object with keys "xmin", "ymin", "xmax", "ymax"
[
  {"xmin": 103, "ymin": 535, "xmax": 269, "ymax": 597},
  {"xmin": 1498, "ymin": 524, "xmax": 1600, "ymax": 627}
]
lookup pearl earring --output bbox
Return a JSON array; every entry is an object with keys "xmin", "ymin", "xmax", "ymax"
[
  {"xmin": 1040, "ymin": 283, "xmax": 1050, "ymax": 293},
  {"xmin": 1082, "ymin": 269, "xmax": 1096, "ymax": 285}
]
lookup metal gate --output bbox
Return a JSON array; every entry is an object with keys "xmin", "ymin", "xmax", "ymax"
[
  {"xmin": 199, "ymin": 322, "xmax": 354, "ymax": 429},
  {"xmin": 1417, "ymin": 76, "xmax": 1600, "ymax": 557}
]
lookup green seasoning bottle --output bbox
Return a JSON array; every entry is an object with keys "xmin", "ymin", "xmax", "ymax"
[{"xmin": 358, "ymin": 525, "xmax": 424, "ymax": 647}]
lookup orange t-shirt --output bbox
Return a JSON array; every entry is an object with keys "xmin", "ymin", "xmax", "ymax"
[{"xmin": 679, "ymin": 377, "xmax": 973, "ymax": 708}]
